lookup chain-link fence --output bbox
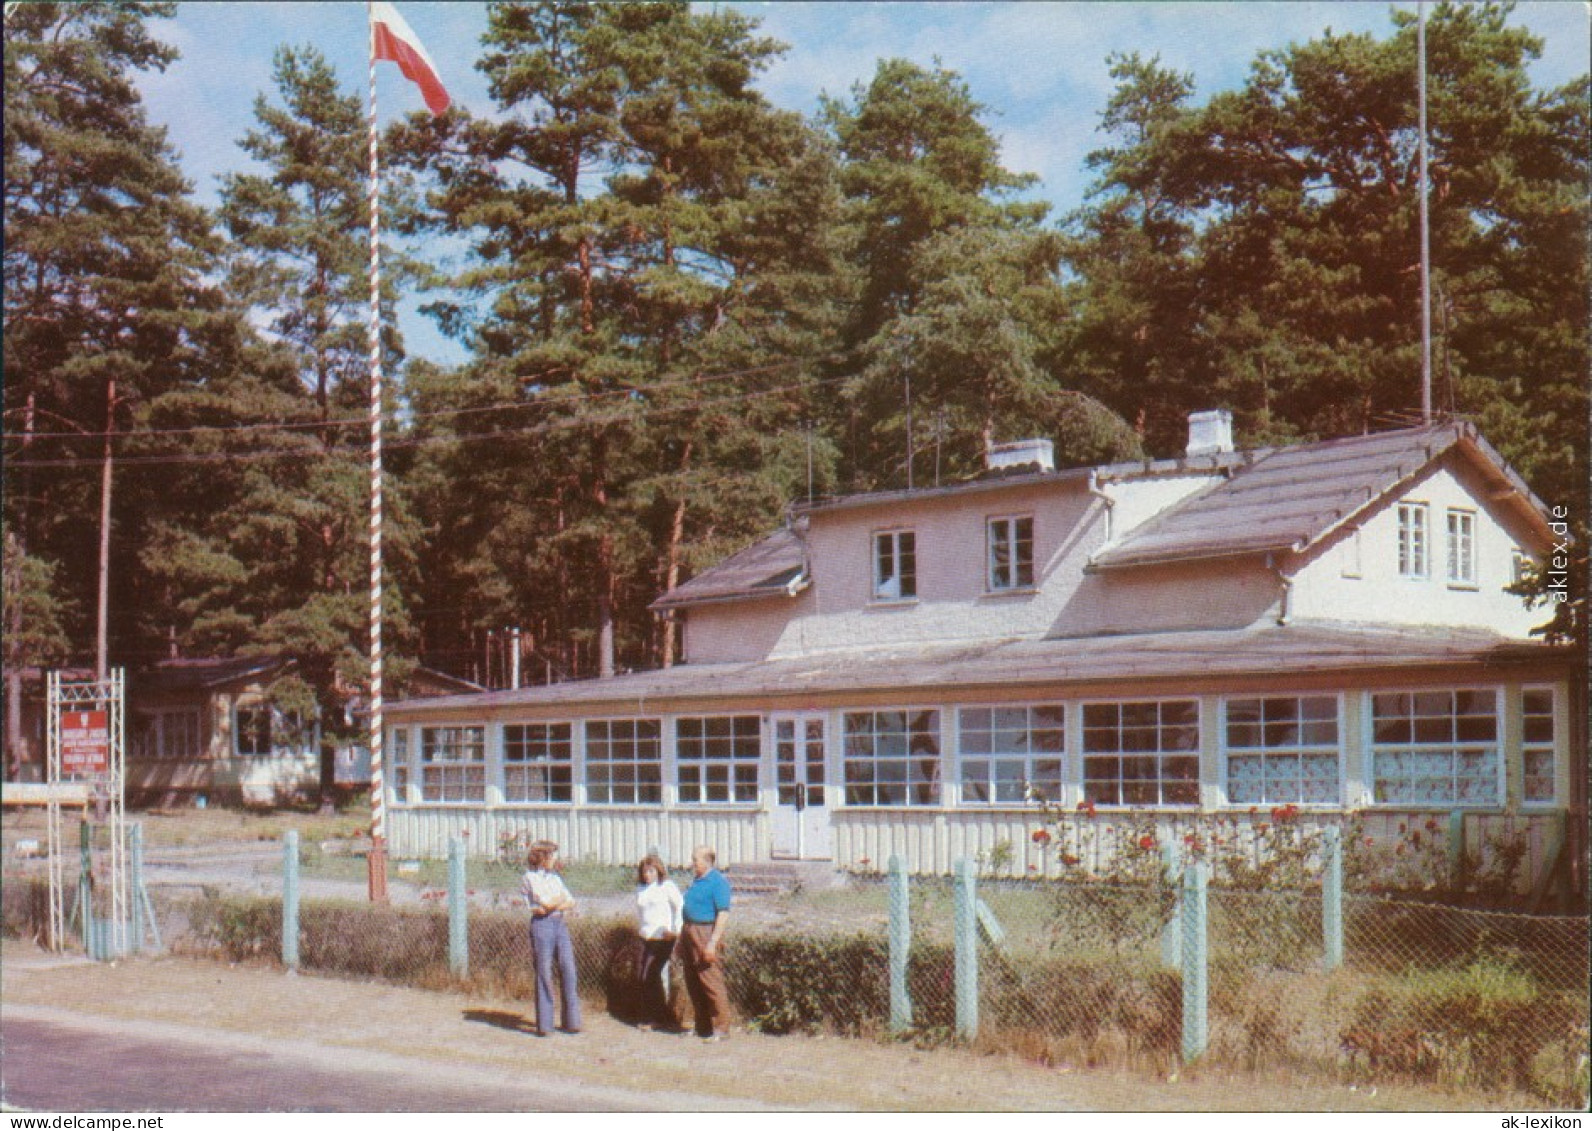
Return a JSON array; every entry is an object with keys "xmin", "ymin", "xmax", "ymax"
[{"xmin": 3, "ymin": 832, "xmax": 1585, "ymax": 1106}]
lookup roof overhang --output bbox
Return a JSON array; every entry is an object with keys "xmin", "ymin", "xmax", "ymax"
[{"xmin": 387, "ymin": 623, "xmax": 1577, "ymax": 720}]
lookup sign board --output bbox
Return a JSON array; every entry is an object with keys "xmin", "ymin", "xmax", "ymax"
[{"xmin": 60, "ymin": 710, "xmax": 109, "ymax": 775}]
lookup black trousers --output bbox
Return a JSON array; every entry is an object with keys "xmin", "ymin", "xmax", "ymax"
[{"xmin": 636, "ymin": 935, "xmax": 676, "ymax": 1026}]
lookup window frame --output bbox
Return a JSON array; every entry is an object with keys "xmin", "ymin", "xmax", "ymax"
[
  {"xmin": 841, "ymin": 708, "xmax": 942, "ymax": 807},
  {"xmin": 140, "ymin": 708, "xmax": 203, "ymax": 761},
  {"xmin": 502, "ymin": 722, "xmax": 575, "ymax": 804},
  {"xmin": 986, "ymin": 514, "xmax": 1035, "ymax": 593},
  {"xmin": 233, "ymin": 703, "xmax": 310, "ymax": 758},
  {"xmin": 1521, "ymin": 685, "xmax": 1558, "ymax": 807},
  {"xmin": 419, "ymin": 724, "xmax": 487, "ymax": 803},
  {"xmin": 1397, "ymin": 501, "xmax": 1430, "ymax": 580},
  {"xmin": 388, "ymin": 725, "xmax": 411, "ymax": 804},
  {"xmin": 1080, "ymin": 697, "xmax": 1201, "ymax": 807},
  {"xmin": 955, "ymin": 702, "xmax": 1065, "ymax": 806},
  {"xmin": 872, "ymin": 528, "xmax": 917, "ymax": 602},
  {"xmin": 675, "ymin": 715, "xmax": 762, "ymax": 806},
  {"xmin": 1220, "ymin": 693, "xmax": 1344, "ymax": 807},
  {"xmin": 1445, "ymin": 507, "xmax": 1477, "ymax": 588},
  {"xmin": 584, "ymin": 717, "xmax": 664, "ymax": 806},
  {"xmin": 1366, "ymin": 687, "xmax": 1502, "ymax": 808}
]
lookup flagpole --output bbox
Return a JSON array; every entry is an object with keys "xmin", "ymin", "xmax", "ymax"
[
  {"xmin": 1418, "ymin": 0, "xmax": 1432, "ymax": 424},
  {"xmin": 367, "ymin": 0, "xmax": 389, "ymax": 902}
]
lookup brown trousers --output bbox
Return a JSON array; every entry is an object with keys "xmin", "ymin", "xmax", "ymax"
[{"xmin": 677, "ymin": 922, "xmax": 730, "ymax": 1037}]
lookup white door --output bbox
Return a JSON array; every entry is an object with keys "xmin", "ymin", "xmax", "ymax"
[{"xmin": 771, "ymin": 714, "xmax": 831, "ymax": 859}]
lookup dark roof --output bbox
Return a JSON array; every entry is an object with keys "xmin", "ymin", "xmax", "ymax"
[
  {"xmin": 1091, "ymin": 422, "xmax": 1553, "ymax": 571},
  {"xmin": 650, "ymin": 525, "xmax": 809, "ymax": 612},
  {"xmin": 406, "ymin": 667, "xmax": 484, "ymax": 697},
  {"xmin": 136, "ymin": 656, "xmax": 292, "ymax": 695},
  {"xmin": 387, "ymin": 622, "xmax": 1571, "ymax": 717},
  {"xmin": 653, "ymin": 421, "xmax": 1552, "ymax": 607}
]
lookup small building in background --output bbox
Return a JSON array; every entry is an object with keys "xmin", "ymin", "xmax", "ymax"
[{"xmin": 126, "ymin": 656, "xmax": 478, "ymax": 807}]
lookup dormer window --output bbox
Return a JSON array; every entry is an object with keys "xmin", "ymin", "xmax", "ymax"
[
  {"xmin": 987, "ymin": 515, "xmax": 1034, "ymax": 591},
  {"xmin": 1397, "ymin": 502, "xmax": 1429, "ymax": 579},
  {"xmin": 873, "ymin": 529, "xmax": 916, "ymax": 601},
  {"xmin": 1446, "ymin": 508, "xmax": 1476, "ymax": 586}
]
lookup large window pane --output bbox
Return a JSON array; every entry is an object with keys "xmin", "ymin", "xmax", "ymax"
[{"xmin": 1080, "ymin": 700, "xmax": 1200, "ymax": 806}]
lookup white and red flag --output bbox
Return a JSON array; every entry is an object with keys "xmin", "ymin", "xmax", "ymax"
[{"xmin": 370, "ymin": 1, "xmax": 450, "ymax": 115}]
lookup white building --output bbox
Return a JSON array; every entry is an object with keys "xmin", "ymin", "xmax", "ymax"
[{"xmin": 384, "ymin": 417, "xmax": 1580, "ymax": 888}]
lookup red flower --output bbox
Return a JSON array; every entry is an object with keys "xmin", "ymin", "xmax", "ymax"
[
  {"xmin": 1061, "ymin": 853, "xmax": 1081, "ymax": 867},
  {"xmin": 1364, "ymin": 837, "xmax": 1374, "ymax": 848},
  {"xmin": 1027, "ymin": 864, "xmax": 1038, "ymax": 872},
  {"xmin": 1410, "ymin": 831, "xmax": 1422, "ymax": 847},
  {"xmin": 1424, "ymin": 818, "xmax": 1439, "ymax": 833},
  {"xmin": 1076, "ymin": 800, "xmax": 1098, "ymax": 818},
  {"xmin": 1138, "ymin": 835, "xmax": 1156, "ymax": 851},
  {"xmin": 1031, "ymin": 829, "xmax": 1052, "ymax": 845}
]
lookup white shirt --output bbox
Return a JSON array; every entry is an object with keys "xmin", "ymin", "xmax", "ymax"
[
  {"xmin": 636, "ymin": 879, "xmax": 684, "ymax": 940},
  {"xmin": 522, "ymin": 868, "xmax": 573, "ymax": 914}
]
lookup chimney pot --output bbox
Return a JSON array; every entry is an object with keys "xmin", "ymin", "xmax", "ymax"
[{"xmin": 1186, "ymin": 409, "xmax": 1234, "ymax": 457}]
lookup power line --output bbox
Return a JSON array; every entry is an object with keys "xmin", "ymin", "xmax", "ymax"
[
  {"xmin": 3, "ymin": 371, "xmax": 855, "ymax": 470},
  {"xmin": 2, "ymin": 354, "xmax": 846, "ymax": 444}
]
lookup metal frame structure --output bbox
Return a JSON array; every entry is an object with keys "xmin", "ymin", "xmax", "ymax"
[{"xmin": 46, "ymin": 669, "xmax": 126, "ymax": 953}]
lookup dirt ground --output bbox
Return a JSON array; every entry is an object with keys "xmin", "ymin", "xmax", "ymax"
[{"xmin": 1, "ymin": 937, "xmax": 1521, "ymax": 1113}]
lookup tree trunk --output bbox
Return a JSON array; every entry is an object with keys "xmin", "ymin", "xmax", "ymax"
[
  {"xmin": 5, "ymin": 393, "xmax": 36, "ymax": 776},
  {"xmin": 96, "ymin": 377, "xmax": 116, "ymax": 682},
  {"xmin": 659, "ymin": 441, "xmax": 695, "ymax": 669}
]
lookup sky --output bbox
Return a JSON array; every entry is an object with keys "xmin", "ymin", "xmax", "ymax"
[{"xmin": 132, "ymin": 1, "xmax": 1592, "ymax": 367}]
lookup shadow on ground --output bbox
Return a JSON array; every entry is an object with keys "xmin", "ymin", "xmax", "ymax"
[{"xmin": 463, "ymin": 1008, "xmax": 540, "ymax": 1036}]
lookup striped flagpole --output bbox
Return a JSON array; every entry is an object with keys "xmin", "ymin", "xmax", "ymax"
[
  {"xmin": 1417, "ymin": 0, "xmax": 1432, "ymax": 424},
  {"xmin": 366, "ymin": 0, "xmax": 389, "ymax": 902}
]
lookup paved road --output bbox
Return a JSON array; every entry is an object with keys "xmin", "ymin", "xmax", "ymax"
[{"xmin": 1, "ymin": 1008, "xmax": 666, "ymax": 1113}]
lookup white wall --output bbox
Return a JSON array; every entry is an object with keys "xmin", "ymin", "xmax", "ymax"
[{"xmin": 1290, "ymin": 460, "xmax": 1546, "ymax": 637}]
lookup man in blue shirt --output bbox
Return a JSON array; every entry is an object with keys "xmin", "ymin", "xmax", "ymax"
[{"xmin": 678, "ymin": 844, "xmax": 732, "ymax": 1040}]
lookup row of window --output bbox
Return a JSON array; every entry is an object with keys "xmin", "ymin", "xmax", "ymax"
[
  {"xmin": 387, "ymin": 688, "xmax": 1558, "ymax": 808},
  {"xmin": 872, "ymin": 515, "xmax": 1034, "ymax": 602},
  {"xmin": 1397, "ymin": 503, "xmax": 1478, "ymax": 585},
  {"xmin": 134, "ymin": 705, "xmax": 315, "ymax": 760},
  {"xmin": 876, "ymin": 503, "xmax": 1489, "ymax": 600}
]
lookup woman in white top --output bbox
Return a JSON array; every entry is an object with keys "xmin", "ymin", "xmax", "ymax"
[
  {"xmin": 522, "ymin": 840, "xmax": 580, "ymax": 1036},
  {"xmin": 634, "ymin": 853, "xmax": 684, "ymax": 1030}
]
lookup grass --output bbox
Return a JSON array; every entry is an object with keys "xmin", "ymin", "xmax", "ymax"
[
  {"xmin": 294, "ymin": 843, "xmax": 662, "ymax": 898},
  {"xmin": 1, "ymin": 802, "xmax": 369, "ymax": 851}
]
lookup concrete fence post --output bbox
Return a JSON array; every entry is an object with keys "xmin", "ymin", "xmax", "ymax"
[
  {"xmin": 1160, "ymin": 841, "xmax": 1182, "ymax": 968},
  {"xmin": 1447, "ymin": 810, "xmax": 1466, "ymax": 890},
  {"xmin": 888, "ymin": 854, "xmax": 913, "ymax": 1033},
  {"xmin": 953, "ymin": 857, "xmax": 978, "ymax": 1041},
  {"xmin": 1181, "ymin": 862, "xmax": 1209, "ymax": 1063},
  {"xmin": 448, "ymin": 835, "xmax": 469, "ymax": 978},
  {"xmin": 282, "ymin": 830, "xmax": 300, "ymax": 969},
  {"xmin": 1322, "ymin": 825, "xmax": 1343, "ymax": 971}
]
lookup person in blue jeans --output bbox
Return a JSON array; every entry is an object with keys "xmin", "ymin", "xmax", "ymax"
[{"xmin": 522, "ymin": 840, "xmax": 581, "ymax": 1036}]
